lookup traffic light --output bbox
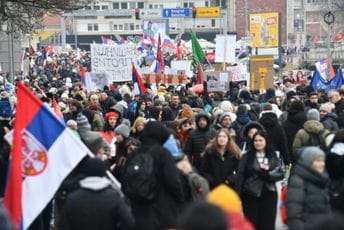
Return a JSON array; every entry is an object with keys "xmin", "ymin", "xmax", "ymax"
[
  {"xmin": 192, "ymin": 7, "xmax": 196, "ymax": 19},
  {"xmin": 135, "ymin": 8, "xmax": 140, "ymax": 20}
]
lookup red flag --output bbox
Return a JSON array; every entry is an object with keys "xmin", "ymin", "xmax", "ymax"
[
  {"xmin": 29, "ymin": 45, "xmax": 36, "ymax": 55},
  {"xmin": 157, "ymin": 34, "xmax": 165, "ymax": 72},
  {"xmin": 52, "ymin": 97, "xmax": 63, "ymax": 120},
  {"xmin": 132, "ymin": 64, "xmax": 146, "ymax": 95},
  {"xmin": 197, "ymin": 64, "xmax": 204, "ymax": 84}
]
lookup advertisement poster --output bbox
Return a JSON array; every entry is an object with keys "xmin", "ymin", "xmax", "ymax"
[
  {"xmin": 143, "ymin": 19, "xmax": 168, "ymax": 42},
  {"xmin": 249, "ymin": 12, "xmax": 279, "ymax": 48}
]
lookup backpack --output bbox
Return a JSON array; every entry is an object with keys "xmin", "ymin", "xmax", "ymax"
[
  {"xmin": 187, "ymin": 172, "xmax": 210, "ymax": 201},
  {"xmin": 122, "ymin": 152, "xmax": 158, "ymax": 202},
  {"xmin": 0, "ymin": 99, "xmax": 12, "ymax": 118},
  {"xmin": 306, "ymin": 130, "xmax": 328, "ymax": 153}
]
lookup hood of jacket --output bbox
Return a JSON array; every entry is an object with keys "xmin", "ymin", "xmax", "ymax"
[
  {"xmin": 287, "ymin": 110, "xmax": 307, "ymax": 124},
  {"xmin": 195, "ymin": 111, "xmax": 211, "ymax": 131},
  {"xmin": 321, "ymin": 112, "xmax": 338, "ymax": 121},
  {"xmin": 293, "ymin": 163, "xmax": 329, "ymax": 188},
  {"xmin": 259, "ymin": 111, "xmax": 278, "ymax": 128},
  {"xmin": 236, "ymin": 114, "xmax": 251, "ymax": 125},
  {"xmin": 79, "ymin": 176, "xmax": 111, "ymax": 191},
  {"xmin": 303, "ymin": 120, "xmax": 325, "ymax": 134}
]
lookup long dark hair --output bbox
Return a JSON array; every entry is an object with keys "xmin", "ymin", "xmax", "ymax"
[{"xmin": 247, "ymin": 130, "xmax": 275, "ymax": 160}]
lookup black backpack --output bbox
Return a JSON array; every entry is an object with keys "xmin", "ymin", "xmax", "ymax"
[
  {"xmin": 306, "ymin": 130, "xmax": 328, "ymax": 153},
  {"xmin": 122, "ymin": 152, "xmax": 158, "ymax": 202}
]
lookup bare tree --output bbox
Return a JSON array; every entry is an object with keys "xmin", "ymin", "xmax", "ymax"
[
  {"xmin": 332, "ymin": 0, "xmax": 344, "ymax": 10},
  {"xmin": 1, "ymin": 0, "xmax": 93, "ymax": 33}
]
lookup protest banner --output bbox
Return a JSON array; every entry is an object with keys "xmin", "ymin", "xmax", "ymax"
[
  {"xmin": 228, "ymin": 64, "xmax": 248, "ymax": 82},
  {"xmin": 91, "ymin": 44, "xmax": 136, "ymax": 82},
  {"xmin": 170, "ymin": 60, "xmax": 193, "ymax": 77},
  {"xmin": 204, "ymin": 71, "xmax": 230, "ymax": 92}
]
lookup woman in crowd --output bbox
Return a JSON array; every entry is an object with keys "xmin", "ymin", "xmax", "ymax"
[
  {"xmin": 130, "ymin": 117, "xmax": 146, "ymax": 140},
  {"xmin": 287, "ymin": 146, "xmax": 331, "ymax": 230},
  {"xmin": 200, "ymin": 128, "xmax": 241, "ymax": 189},
  {"xmin": 236, "ymin": 130, "xmax": 284, "ymax": 230},
  {"xmin": 99, "ymin": 111, "xmax": 119, "ymax": 145}
]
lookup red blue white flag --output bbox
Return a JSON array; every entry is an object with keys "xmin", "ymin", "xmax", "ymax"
[
  {"xmin": 132, "ymin": 64, "xmax": 146, "ymax": 96},
  {"xmin": 3, "ymin": 82, "xmax": 88, "ymax": 229}
]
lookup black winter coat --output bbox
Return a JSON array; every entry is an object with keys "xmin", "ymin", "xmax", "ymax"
[
  {"xmin": 123, "ymin": 143, "xmax": 185, "ymax": 230},
  {"xmin": 200, "ymin": 148, "xmax": 239, "ymax": 189},
  {"xmin": 60, "ymin": 177, "xmax": 135, "ymax": 230},
  {"xmin": 184, "ymin": 113, "xmax": 216, "ymax": 171},
  {"xmin": 334, "ymin": 98, "xmax": 344, "ymax": 128},
  {"xmin": 259, "ymin": 112, "xmax": 290, "ymax": 164},
  {"xmin": 287, "ymin": 163, "xmax": 330, "ymax": 230},
  {"xmin": 282, "ymin": 110, "xmax": 307, "ymax": 157},
  {"xmin": 235, "ymin": 150, "xmax": 284, "ymax": 197}
]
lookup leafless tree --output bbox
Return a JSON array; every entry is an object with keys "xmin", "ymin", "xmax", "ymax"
[{"xmin": 1, "ymin": 0, "xmax": 93, "ymax": 33}]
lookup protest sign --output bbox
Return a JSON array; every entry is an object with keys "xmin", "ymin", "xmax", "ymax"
[
  {"xmin": 215, "ymin": 35, "xmax": 236, "ymax": 63},
  {"xmin": 170, "ymin": 60, "xmax": 193, "ymax": 77},
  {"xmin": 228, "ymin": 64, "xmax": 247, "ymax": 82},
  {"xmin": 204, "ymin": 71, "xmax": 229, "ymax": 91},
  {"xmin": 91, "ymin": 44, "xmax": 136, "ymax": 82},
  {"xmin": 249, "ymin": 55, "xmax": 274, "ymax": 90},
  {"xmin": 84, "ymin": 72, "xmax": 108, "ymax": 92}
]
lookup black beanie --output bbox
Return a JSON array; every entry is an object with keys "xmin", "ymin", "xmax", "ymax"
[
  {"xmin": 81, "ymin": 157, "xmax": 106, "ymax": 177},
  {"xmin": 141, "ymin": 121, "xmax": 170, "ymax": 145}
]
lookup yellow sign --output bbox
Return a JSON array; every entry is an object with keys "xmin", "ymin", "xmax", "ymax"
[
  {"xmin": 196, "ymin": 7, "xmax": 221, "ymax": 18},
  {"xmin": 249, "ymin": 12, "xmax": 279, "ymax": 48}
]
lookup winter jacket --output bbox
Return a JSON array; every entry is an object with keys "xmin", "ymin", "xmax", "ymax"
[
  {"xmin": 334, "ymin": 98, "xmax": 344, "ymax": 128},
  {"xmin": 231, "ymin": 114, "xmax": 251, "ymax": 148},
  {"xmin": 292, "ymin": 120, "xmax": 330, "ymax": 159},
  {"xmin": 60, "ymin": 177, "xmax": 135, "ymax": 230},
  {"xmin": 326, "ymin": 142, "xmax": 344, "ymax": 212},
  {"xmin": 259, "ymin": 111, "xmax": 290, "ymax": 164},
  {"xmin": 184, "ymin": 112, "xmax": 217, "ymax": 171},
  {"xmin": 123, "ymin": 122, "xmax": 185, "ymax": 230},
  {"xmin": 321, "ymin": 112, "xmax": 339, "ymax": 132},
  {"xmin": 287, "ymin": 164, "xmax": 330, "ymax": 230},
  {"xmin": 282, "ymin": 110, "xmax": 307, "ymax": 161},
  {"xmin": 235, "ymin": 150, "xmax": 284, "ymax": 197},
  {"xmin": 200, "ymin": 148, "xmax": 239, "ymax": 189}
]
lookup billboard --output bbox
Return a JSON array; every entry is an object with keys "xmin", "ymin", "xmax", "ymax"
[
  {"xmin": 143, "ymin": 19, "xmax": 168, "ymax": 41},
  {"xmin": 249, "ymin": 12, "xmax": 279, "ymax": 48}
]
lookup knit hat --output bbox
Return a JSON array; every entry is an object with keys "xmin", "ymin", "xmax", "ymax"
[
  {"xmin": 110, "ymin": 103, "xmax": 124, "ymax": 116},
  {"xmin": 219, "ymin": 101, "xmax": 234, "ymax": 113},
  {"xmin": 307, "ymin": 109, "xmax": 320, "ymax": 121},
  {"xmin": 208, "ymin": 184, "xmax": 242, "ymax": 213},
  {"xmin": 104, "ymin": 112, "xmax": 119, "ymax": 121},
  {"xmin": 76, "ymin": 113, "xmax": 90, "ymax": 128},
  {"xmin": 80, "ymin": 157, "xmax": 106, "ymax": 177},
  {"xmin": 299, "ymin": 146, "xmax": 325, "ymax": 167},
  {"xmin": 219, "ymin": 112, "xmax": 236, "ymax": 124},
  {"xmin": 320, "ymin": 103, "xmax": 332, "ymax": 113},
  {"xmin": 82, "ymin": 132, "xmax": 104, "ymax": 154},
  {"xmin": 115, "ymin": 124, "xmax": 130, "ymax": 138}
]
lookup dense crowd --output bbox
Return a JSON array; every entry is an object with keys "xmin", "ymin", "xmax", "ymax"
[{"xmin": 1, "ymin": 49, "xmax": 344, "ymax": 230}]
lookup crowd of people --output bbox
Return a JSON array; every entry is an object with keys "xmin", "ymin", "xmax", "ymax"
[{"xmin": 1, "ymin": 49, "xmax": 344, "ymax": 230}]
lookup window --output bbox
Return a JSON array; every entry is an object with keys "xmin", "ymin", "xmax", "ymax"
[
  {"xmin": 160, "ymin": 4, "xmax": 163, "ymax": 8},
  {"xmin": 94, "ymin": 5, "xmax": 100, "ymax": 10},
  {"xmin": 121, "ymin": 2, "xmax": 128, "ymax": 9},
  {"xmin": 211, "ymin": 19, "xmax": 215, "ymax": 27},
  {"xmin": 113, "ymin": 3, "xmax": 119, "ymax": 9},
  {"xmin": 149, "ymin": 4, "xmax": 153, "ymax": 9},
  {"xmin": 119, "ymin": 24, "xmax": 123, "ymax": 30},
  {"xmin": 135, "ymin": 24, "xmax": 140, "ymax": 30},
  {"xmin": 129, "ymin": 2, "xmax": 136, "ymax": 9},
  {"xmin": 84, "ymin": 5, "xmax": 92, "ymax": 10},
  {"xmin": 138, "ymin": 2, "xmax": 144, "ymax": 9},
  {"xmin": 124, "ymin": 23, "xmax": 129, "ymax": 30},
  {"xmin": 205, "ymin": 1, "xmax": 209, "ymax": 7},
  {"xmin": 130, "ymin": 23, "xmax": 134, "ymax": 30},
  {"xmin": 88, "ymin": 24, "xmax": 98, "ymax": 31},
  {"xmin": 184, "ymin": 2, "xmax": 194, "ymax": 7},
  {"xmin": 102, "ymin": 5, "xmax": 108, "ymax": 10},
  {"xmin": 154, "ymin": 4, "xmax": 159, "ymax": 9},
  {"xmin": 307, "ymin": 0, "xmax": 317, "ymax": 3},
  {"xmin": 113, "ymin": 25, "xmax": 118, "ymax": 30},
  {"xmin": 88, "ymin": 24, "xmax": 92, "ymax": 31}
]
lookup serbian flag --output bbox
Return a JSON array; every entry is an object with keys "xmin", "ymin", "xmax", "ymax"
[
  {"xmin": 157, "ymin": 34, "xmax": 165, "ymax": 72},
  {"xmin": 163, "ymin": 36, "xmax": 176, "ymax": 49},
  {"xmin": 3, "ymin": 82, "xmax": 88, "ymax": 229},
  {"xmin": 315, "ymin": 58, "xmax": 336, "ymax": 81},
  {"xmin": 132, "ymin": 64, "xmax": 146, "ymax": 96}
]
